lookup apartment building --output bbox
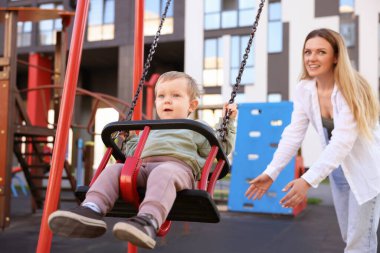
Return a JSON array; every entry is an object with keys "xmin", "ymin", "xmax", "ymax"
[{"xmin": 1, "ymin": 0, "xmax": 379, "ymax": 166}]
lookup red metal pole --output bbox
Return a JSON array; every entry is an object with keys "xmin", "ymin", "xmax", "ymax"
[
  {"xmin": 89, "ymin": 147, "xmax": 113, "ymax": 186},
  {"xmin": 132, "ymin": 0, "xmax": 144, "ymax": 121},
  {"xmin": 145, "ymin": 73, "xmax": 160, "ymax": 119},
  {"xmin": 27, "ymin": 53, "xmax": 51, "ymax": 127},
  {"xmin": 146, "ymin": 87, "xmax": 153, "ymax": 119},
  {"xmin": 127, "ymin": 2, "xmax": 144, "ymax": 252},
  {"xmin": 198, "ymin": 146, "xmax": 218, "ymax": 190},
  {"xmin": 27, "ymin": 54, "xmax": 52, "ymax": 210},
  {"xmin": 36, "ymin": 0, "xmax": 90, "ymax": 252},
  {"xmin": 128, "ymin": 243, "xmax": 138, "ymax": 253}
]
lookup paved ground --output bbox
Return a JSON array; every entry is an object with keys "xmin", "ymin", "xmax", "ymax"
[{"xmin": 0, "ymin": 185, "xmax": 379, "ymax": 253}]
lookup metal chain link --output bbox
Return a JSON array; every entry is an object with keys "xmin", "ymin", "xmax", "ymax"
[
  {"xmin": 126, "ymin": 0, "xmax": 172, "ymax": 121},
  {"xmin": 217, "ymin": 0, "xmax": 266, "ymax": 142}
]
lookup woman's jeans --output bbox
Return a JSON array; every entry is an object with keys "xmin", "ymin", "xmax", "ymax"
[
  {"xmin": 325, "ymin": 129, "xmax": 380, "ymax": 252},
  {"xmin": 329, "ymin": 167, "xmax": 380, "ymax": 253}
]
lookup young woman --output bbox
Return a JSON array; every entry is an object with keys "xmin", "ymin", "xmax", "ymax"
[{"xmin": 246, "ymin": 28, "xmax": 380, "ymax": 253}]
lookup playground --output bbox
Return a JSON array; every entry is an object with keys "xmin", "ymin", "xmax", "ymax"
[
  {"xmin": 1, "ymin": 1, "xmax": 380, "ymax": 253},
  {"xmin": 2, "ymin": 188, "xmax": 348, "ymax": 253}
]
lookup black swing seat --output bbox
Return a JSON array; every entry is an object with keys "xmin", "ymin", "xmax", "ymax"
[
  {"xmin": 75, "ymin": 119, "xmax": 231, "ymax": 223},
  {"xmin": 76, "ymin": 186, "xmax": 221, "ymax": 222}
]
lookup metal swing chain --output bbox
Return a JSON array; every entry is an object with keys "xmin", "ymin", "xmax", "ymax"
[
  {"xmin": 126, "ymin": 0, "xmax": 172, "ymax": 121},
  {"xmin": 114, "ymin": 0, "xmax": 172, "ymax": 152},
  {"xmin": 217, "ymin": 0, "xmax": 265, "ymax": 142}
]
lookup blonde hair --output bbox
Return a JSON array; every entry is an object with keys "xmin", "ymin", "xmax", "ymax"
[
  {"xmin": 155, "ymin": 71, "xmax": 200, "ymax": 100},
  {"xmin": 300, "ymin": 28, "xmax": 379, "ymax": 139}
]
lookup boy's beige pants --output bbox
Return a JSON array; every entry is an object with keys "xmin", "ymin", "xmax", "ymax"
[{"xmin": 84, "ymin": 156, "xmax": 194, "ymax": 227}]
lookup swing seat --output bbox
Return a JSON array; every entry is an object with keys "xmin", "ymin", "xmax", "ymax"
[
  {"xmin": 75, "ymin": 119, "xmax": 230, "ymax": 223},
  {"xmin": 76, "ymin": 186, "xmax": 220, "ymax": 222}
]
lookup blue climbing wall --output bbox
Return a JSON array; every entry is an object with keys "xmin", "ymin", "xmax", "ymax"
[{"xmin": 228, "ymin": 102, "xmax": 298, "ymax": 215}]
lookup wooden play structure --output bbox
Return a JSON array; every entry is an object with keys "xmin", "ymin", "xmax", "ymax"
[
  {"xmin": 0, "ymin": 7, "xmax": 74, "ymax": 229},
  {"xmin": 0, "ymin": 5, "xmax": 157, "ymax": 233}
]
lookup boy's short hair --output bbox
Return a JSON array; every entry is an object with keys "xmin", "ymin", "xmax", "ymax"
[{"xmin": 155, "ymin": 71, "xmax": 201, "ymax": 100}]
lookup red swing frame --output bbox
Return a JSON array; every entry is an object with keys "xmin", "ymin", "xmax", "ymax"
[{"xmin": 89, "ymin": 120, "xmax": 229, "ymax": 237}]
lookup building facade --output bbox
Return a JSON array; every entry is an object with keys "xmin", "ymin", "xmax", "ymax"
[{"xmin": 1, "ymin": 0, "xmax": 380, "ymax": 166}]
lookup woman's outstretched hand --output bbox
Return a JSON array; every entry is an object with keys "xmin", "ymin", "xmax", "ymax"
[
  {"xmin": 245, "ymin": 174, "xmax": 273, "ymax": 200},
  {"xmin": 280, "ymin": 178, "xmax": 311, "ymax": 208}
]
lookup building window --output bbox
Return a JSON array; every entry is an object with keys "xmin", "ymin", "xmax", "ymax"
[
  {"xmin": 339, "ymin": 0, "xmax": 354, "ymax": 13},
  {"xmin": 268, "ymin": 1, "xmax": 282, "ymax": 53},
  {"xmin": 39, "ymin": 3, "xmax": 63, "ymax": 45},
  {"xmin": 340, "ymin": 23, "xmax": 355, "ymax": 47},
  {"xmin": 267, "ymin": 92, "xmax": 282, "ymax": 102},
  {"xmin": 204, "ymin": 0, "xmax": 255, "ymax": 30},
  {"xmin": 17, "ymin": 21, "xmax": 32, "ymax": 47},
  {"xmin": 339, "ymin": 0, "xmax": 355, "ymax": 47},
  {"xmin": 144, "ymin": 0, "xmax": 174, "ymax": 36},
  {"xmin": 94, "ymin": 108, "xmax": 118, "ymax": 167},
  {"xmin": 221, "ymin": 0, "xmax": 238, "ymax": 28},
  {"xmin": 200, "ymin": 94, "xmax": 223, "ymax": 127},
  {"xmin": 203, "ymin": 38, "xmax": 223, "ymax": 87},
  {"xmin": 230, "ymin": 35, "xmax": 254, "ymax": 85},
  {"xmin": 238, "ymin": 0, "xmax": 255, "ymax": 26},
  {"xmin": 87, "ymin": 0, "xmax": 115, "ymax": 41}
]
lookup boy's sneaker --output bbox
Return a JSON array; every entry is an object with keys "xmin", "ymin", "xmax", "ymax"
[
  {"xmin": 113, "ymin": 214, "xmax": 157, "ymax": 249},
  {"xmin": 48, "ymin": 206, "xmax": 107, "ymax": 238}
]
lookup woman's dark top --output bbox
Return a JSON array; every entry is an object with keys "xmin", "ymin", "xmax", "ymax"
[{"xmin": 322, "ymin": 117, "xmax": 334, "ymax": 140}]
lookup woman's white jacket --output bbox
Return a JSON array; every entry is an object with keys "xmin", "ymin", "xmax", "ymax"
[{"xmin": 263, "ymin": 79, "xmax": 380, "ymax": 205}]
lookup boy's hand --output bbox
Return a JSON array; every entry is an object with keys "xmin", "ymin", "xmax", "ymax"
[
  {"xmin": 119, "ymin": 130, "xmax": 137, "ymax": 138},
  {"xmin": 223, "ymin": 103, "xmax": 238, "ymax": 120},
  {"xmin": 128, "ymin": 130, "xmax": 137, "ymax": 137}
]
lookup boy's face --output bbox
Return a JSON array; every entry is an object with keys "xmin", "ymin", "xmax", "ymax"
[{"xmin": 155, "ymin": 77, "xmax": 198, "ymax": 119}]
